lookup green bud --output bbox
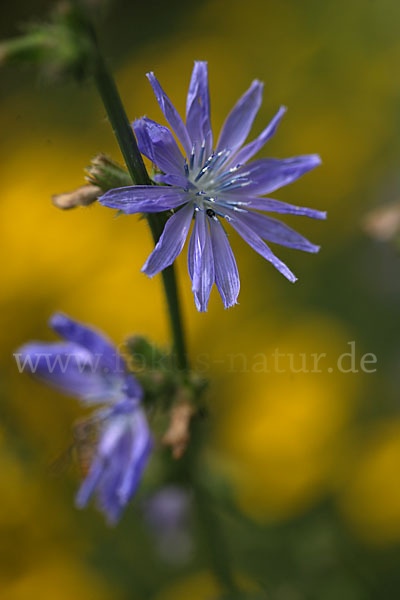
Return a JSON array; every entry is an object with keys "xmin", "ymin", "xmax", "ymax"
[
  {"xmin": 51, "ymin": 153, "xmax": 130, "ymax": 211},
  {"xmin": 86, "ymin": 153, "xmax": 132, "ymax": 191}
]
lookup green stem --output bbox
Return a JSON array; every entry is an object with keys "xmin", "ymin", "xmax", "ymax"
[
  {"xmin": 92, "ymin": 52, "xmax": 188, "ymax": 371},
  {"xmin": 93, "ymin": 53, "xmax": 151, "ymax": 186},
  {"xmin": 194, "ymin": 483, "xmax": 241, "ymax": 598},
  {"xmin": 183, "ymin": 419, "xmax": 242, "ymax": 597}
]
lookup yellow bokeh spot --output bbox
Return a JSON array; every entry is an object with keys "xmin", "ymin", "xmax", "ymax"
[
  {"xmin": 2, "ymin": 554, "xmax": 120, "ymax": 600},
  {"xmin": 340, "ymin": 421, "xmax": 400, "ymax": 545},
  {"xmin": 154, "ymin": 571, "xmax": 221, "ymax": 600},
  {"xmin": 214, "ymin": 316, "xmax": 362, "ymax": 520},
  {"xmin": 154, "ymin": 570, "xmax": 258, "ymax": 600}
]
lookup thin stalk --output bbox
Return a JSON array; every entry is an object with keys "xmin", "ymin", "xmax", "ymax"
[
  {"xmin": 194, "ymin": 483, "xmax": 242, "ymax": 598},
  {"xmin": 186, "ymin": 419, "xmax": 243, "ymax": 598},
  {"xmin": 89, "ymin": 31, "xmax": 240, "ymax": 596},
  {"xmin": 92, "ymin": 52, "xmax": 188, "ymax": 371}
]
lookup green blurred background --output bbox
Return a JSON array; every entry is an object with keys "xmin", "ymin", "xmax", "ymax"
[{"xmin": 2, "ymin": 0, "xmax": 400, "ymax": 598}]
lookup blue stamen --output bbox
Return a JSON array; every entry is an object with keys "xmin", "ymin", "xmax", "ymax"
[
  {"xmin": 194, "ymin": 152, "xmax": 216, "ymax": 182},
  {"xmin": 197, "ymin": 140, "xmax": 206, "ymax": 168},
  {"xmin": 189, "ymin": 144, "xmax": 196, "ymax": 170}
]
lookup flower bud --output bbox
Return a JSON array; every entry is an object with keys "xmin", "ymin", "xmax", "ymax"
[{"xmin": 86, "ymin": 153, "xmax": 132, "ymax": 191}]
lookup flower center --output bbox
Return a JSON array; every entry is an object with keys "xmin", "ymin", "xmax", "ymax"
[{"xmin": 184, "ymin": 141, "xmax": 249, "ymax": 217}]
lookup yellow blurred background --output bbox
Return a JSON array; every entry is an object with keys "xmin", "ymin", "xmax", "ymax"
[{"xmin": 2, "ymin": 0, "xmax": 400, "ymax": 598}]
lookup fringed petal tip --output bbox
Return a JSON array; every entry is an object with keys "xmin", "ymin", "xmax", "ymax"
[
  {"xmin": 311, "ymin": 154, "xmax": 323, "ymax": 167},
  {"xmin": 222, "ymin": 298, "xmax": 239, "ymax": 310},
  {"xmin": 280, "ymin": 263, "xmax": 297, "ymax": 283},
  {"xmin": 48, "ymin": 311, "xmax": 69, "ymax": 330},
  {"xmin": 141, "ymin": 265, "xmax": 155, "ymax": 279},
  {"xmin": 193, "ymin": 294, "xmax": 209, "ymax": 313},
  {"xmin": 75, "ymin": 489, "xmax": 124, "ymax": 526}
]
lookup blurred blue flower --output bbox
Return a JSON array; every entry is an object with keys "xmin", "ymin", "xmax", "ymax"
[
  {"xmin": 15, "ymin": 312, "xmax": 152, "ymax": 524},
  {"xmin": 100, "ymin": 62, "xmax": 326, "ymax": 311},
  {"xmin": 143, "ymin": 486, "xmax": 193, "ymax": 564}
]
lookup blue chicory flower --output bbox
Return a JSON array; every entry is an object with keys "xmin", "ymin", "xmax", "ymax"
[
  {"xmin": 99, "ymin": 61, "xmax": 326, "ymax": 312},
  {"xmin": 15, "ymin": 312, "xmax": 152, "ymax": 524}
]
